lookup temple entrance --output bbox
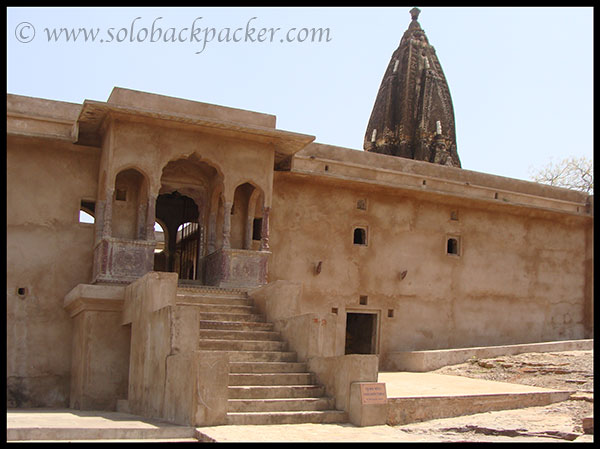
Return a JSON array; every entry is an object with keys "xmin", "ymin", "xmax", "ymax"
[
  {"xmin": 345, "ymin": 312, "xmax": 378, "ymax": 354},
  {"xmin": 153, "ymin": 154, "xmax": 224, "ymax": 283},
  {"xmin": 155, "ymin": 192, "xmax": 201, "ymax": 280}
]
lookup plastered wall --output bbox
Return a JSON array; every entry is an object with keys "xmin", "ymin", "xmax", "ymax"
[
  {"xmin": 269, "ymin": 173, "xmax": 591, "ymax": 355},
  {"xmin": 105, "ymin": 119, "xmax": 274, "ymax": 206},
  {"xmin": 6, "ymin": 135, "xmax": 100, "ymax": 407}
]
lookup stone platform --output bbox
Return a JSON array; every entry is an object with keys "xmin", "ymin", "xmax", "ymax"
[
  {"xmin": 378, "ymin": 372, "xmax": 574, "ymax": 426},
  {"xmin": 7, "ymin": 371, "xmax": 575, "ymax": 442},
  {"xmin": 6, "ymin": 409, "xmax": 198, "ymax": 442}
]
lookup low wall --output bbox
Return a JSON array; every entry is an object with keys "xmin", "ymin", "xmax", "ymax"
[
  {"xmin": 203, "ymin": 248, "xmax": 270, "ymax": 288},
  {"xmin": 381, "ymin": 339, "xmax": 594, "ymax": 372},
  {"xmin": 124, "ymin": 272, "xmax": 229, "ymax": 427},
  {"xmin": 308, "ymin": 354, "xmax": 379, "ymax": 412},
  {"xmin": 387, "ymin": 390, "xmax": 573, "ymax": 426},
  {"xmin": 249, "ymin": 280, "xmax": 340, "ymax": 361},
  {"xmin": 64, "ymin": 283, "xmax": 129, "ymax": 411},
  {"xmin": 164, "ymin": 352, "xmax": 229, "ymax": 426}
]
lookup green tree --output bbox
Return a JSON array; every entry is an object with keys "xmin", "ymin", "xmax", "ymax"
[{"xmin": 529, "ymin": 156, "xmax": 593, "ymax": 194}]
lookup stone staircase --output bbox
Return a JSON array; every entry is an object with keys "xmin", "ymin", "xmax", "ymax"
[{"xmin": 176, "ymin": 285, "xmax": 348, "ymax": 425}]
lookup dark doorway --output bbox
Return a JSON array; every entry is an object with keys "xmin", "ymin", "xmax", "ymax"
[
  {"xmin": 155, "ymin": 192, "xmax": 201, "ymax": 280},
  {"xmin": 345, "ymin": 312, "xmax": 377, "ymax": 354}
]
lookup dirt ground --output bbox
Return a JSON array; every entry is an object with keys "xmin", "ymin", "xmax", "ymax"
[{"xmin": 392, "ymin": 350, "xmax": 594, "ymax": 442}]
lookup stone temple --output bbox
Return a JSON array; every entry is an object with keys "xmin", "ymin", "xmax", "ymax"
[
  {"xmin": 364, "ymin": 7, "xmax": 461, "ymax": 167},
  {"xmin": 6, "ymin": 9, "xmax": 593, "ymax": 428}
]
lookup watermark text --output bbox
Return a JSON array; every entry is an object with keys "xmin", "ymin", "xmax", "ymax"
[{"xmin": 14, "ymin": 17, "xmax": 333, "ymax": 54}]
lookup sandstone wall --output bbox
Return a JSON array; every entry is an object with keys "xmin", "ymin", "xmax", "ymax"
[
  {"xmin": 269, "ymin": 172, "xmax": 592, "ymax": 357},
  {"xmin": 6, "ymin": 135, "xmax": 100, "ymax": 407}
]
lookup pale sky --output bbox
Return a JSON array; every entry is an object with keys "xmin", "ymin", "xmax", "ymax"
[{"xmin": 7, "ymin": 6, "xmax": 593, "ymax": 183}]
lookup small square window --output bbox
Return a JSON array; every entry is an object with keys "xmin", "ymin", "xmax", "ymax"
[
  {"xmin": 115, "ymin": 189, "xmax": 127, "ymax": 201},
  {"xmin": 357, "ymin": 199, "xmax": 367, "ymax": 211},
  {"xmin": 447, "ymin": 237, "xmax": 460, "ymax": 256},
  {"xmin": 353, "ymin": 227, "xmax": 367, "ymax": 245},
  {"xmin": 450, "ymin": 210, "xmax": 459, "ymax": 221},
  {"xmin": 359, "ymin": 295, "xmax": 368, "ymax": 305},
  {"xmin": 388, "ymin": 309, "xmax": 394, "ymax": 318}
]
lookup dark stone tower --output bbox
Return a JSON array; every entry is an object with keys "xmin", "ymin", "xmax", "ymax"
[{"xmin": 364, "ymin": 8, "xmax": 461, "ymax": 167}]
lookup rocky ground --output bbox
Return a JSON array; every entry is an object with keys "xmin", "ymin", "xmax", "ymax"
[{"xmin": 392, "ymin": 350, "xmax": 594, "ymax": 442}]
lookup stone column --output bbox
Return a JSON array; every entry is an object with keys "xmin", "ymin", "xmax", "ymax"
[
  {"xmin": 207, "ymin": 211, "xmax": 217, "ymax": 254},
  {"xmin": 144, "ymin": 195, "xmax": 156, "ymax": 241},
  {"xmin": 222, "ymin": 202, "xmax": 233, "ymax": 249},
  {"xmin": 102, "ymin": 188, "xmax": 114, "ymax": 239},
  {"xmin": 244, "ymin": 216, "xmax": 253, "ymax": 250},
  {"xmin": 260, "ymin": 206, "xmax": 270, "ymax": 251},
  {"xmin": 195, "ymin": 215, "xmax": 204, "ymax": 281},
  {"xmin": 94, "ymin": 200, "xmax": 105, "ymax": 245},
  {"xmin": 136, "ymin": 201, "xmax": 148, "ymax": 240}
]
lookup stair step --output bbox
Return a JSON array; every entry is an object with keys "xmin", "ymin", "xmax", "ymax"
[
  {"xmin": 198, "ymin": 329, "xmax": 281, "ymax": 341},
  {"xmin": 228, "ymin": 397, "xmax": 335, "ymax": 412},
  {"xmin": 176, "ymin": 294, "xmax": 252, "ymax": 306},
  {"xmin": 189, "ymin": 303, "xmax": 257, "ymax": 314},
  {"xmin": 197, "ymin": 312, "xmax": 265, "ymax": 322},
  {"xmin": 180, "ymin": 285, "xmax": 347, "ymax": 426},
  {"xmin": 229, "ymin": 362, "xmax": 308, "ymax": 373},
  {"xmin": 198, "ymin": 350, "xmax": 297, "ymax": 363},
  {"xmin": 198, "ymin": 321, "xmax": 274, "ymax": 332},
  {"xmin": 177, "ymin": 284, "xmax": 248, "ymax": 296},
  {"xmin": 229, "ymin": 373, "xmax": 313, "ymax": 386},
  {"xmin": 226, "ymin": 410, "xmax": 348, "ymax": 425},
  {"xmin": 228, "ymin": 385, "xmax": 325, "ymax": 399},
  {"xmin": 198, "ymin": 339, "xmax": 286, "ymax": 352}
]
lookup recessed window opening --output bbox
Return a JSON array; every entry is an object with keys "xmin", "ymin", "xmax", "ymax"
[
  {"xmin": 324, "ymin": 165, "xmax": 329, "ymax": 171},
  {"xmin": 252, "ymin": 218, "xmax": 262, "ymax": 241},
  {"xmin": 388, "ymin": 309, "xmax": 394, "ymax": 318},
  {"xmin": 17, "ymin": 287, "xmax": 27, "ymax": 297},
  {"xmin": 79, "ymin": 200, "xmax": 95, "ymax": 224},
  {"xmin": 115, "ymin": 189, "xmax": 127, "ymax": 201},
  {"xmin": 359, "ymin": 295, "xmax": 368, "ymax": 305},
  {"xmin": 450, "ymin": 210, "xmax": 458, "ymax": 221},
  {"xmin": 357, "ymin": 199, "xmax": 367, "ymax": 210},
  {"xmin": 353, "ymin": 227, "xmax": 367, "ymax": 245},
  {"xmin": 447, "ymin": 237, "xmax": 459, "ymax": 255},
  {"xmin": 331, "ymin": 308, "xmax": 338, "ymax": 314}
]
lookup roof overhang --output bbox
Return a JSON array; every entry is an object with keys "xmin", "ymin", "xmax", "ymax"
[{"xmin": 73, "ymin": 100, "xmax": 315, "ymax": 167}]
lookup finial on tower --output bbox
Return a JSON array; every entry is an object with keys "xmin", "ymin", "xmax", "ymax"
[{"xmin": 410, "ymin": 7, "xmax": 421, "ymax": 21}]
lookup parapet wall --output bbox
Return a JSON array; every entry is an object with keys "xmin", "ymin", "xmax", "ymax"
[{"xmin": 381, "ymin": 339, "xmax": 594, "ymax": 372}]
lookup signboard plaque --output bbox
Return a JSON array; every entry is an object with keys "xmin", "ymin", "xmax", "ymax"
[{"xmin": 359, "ymin": 383, "xmax": 387, "ymax": 405}]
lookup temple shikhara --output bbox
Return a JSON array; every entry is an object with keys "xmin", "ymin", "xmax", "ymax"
[
  {"xmin": 6, "ymin": 9, "xmax": 593, "ymax": 430},
  {"xmin": 364, "ymin": 7, "xmax": 461, "ymax": 167}
]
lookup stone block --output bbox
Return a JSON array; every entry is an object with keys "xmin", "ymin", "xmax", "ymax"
[
  {"xmin": 164, "ymin": 351, "xmax": 229, "ymax": 426},
  {"xmin": 348, "ymin": 382, "xmax": 388, "ymax": 426}
]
